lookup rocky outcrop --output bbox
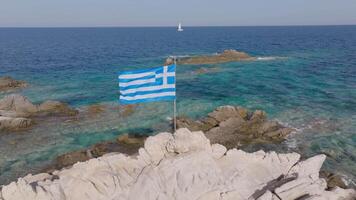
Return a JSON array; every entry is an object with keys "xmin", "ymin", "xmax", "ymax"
[
  {"xmin": 0, "ymin": 94, "xmax": 78, "ymax": 131},
  {"xmin": 0, "ymin": 77, "xmax": 27, "ymax": 92},
  {"xmin": 177, "ymin": 105, "xmax": 294, "ymax": 149},
  {"xmin": 0, "ymin": 116, "xmax": 33, "ymax": 131},
  {"xmin": 165, "ymin": 50, "xmax": 255, "ymax": 65},
  {"xmin": 1, "ymin": 128, "xmax": 354, "ymax": 200},
  {"xmin": 47, "ymin": 133, "xmax": 146, "ymax": 171}
]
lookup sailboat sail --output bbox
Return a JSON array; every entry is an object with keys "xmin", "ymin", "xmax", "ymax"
[{"xmin": 177, "ymin": 23, "xmax": 183, "ymax": 32}]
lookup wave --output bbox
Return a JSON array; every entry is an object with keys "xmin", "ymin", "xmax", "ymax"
[{"xmin": 256, "ymin": 56, "xmax": 286, "ymax": 61}]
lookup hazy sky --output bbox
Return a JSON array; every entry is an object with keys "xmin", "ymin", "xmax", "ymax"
[{"xmin": 1, "ymin": 0, "xmax": 356, "ymax": 27}]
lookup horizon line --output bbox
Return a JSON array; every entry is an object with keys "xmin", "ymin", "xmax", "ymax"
[{"xmin": 0, "ymin": 24, "xmax": 356, "ymax": 28}]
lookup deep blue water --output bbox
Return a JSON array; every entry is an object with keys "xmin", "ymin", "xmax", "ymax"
[{"xmin": 0, "ymin": 26, "xmax": 356, "ymax": 185}]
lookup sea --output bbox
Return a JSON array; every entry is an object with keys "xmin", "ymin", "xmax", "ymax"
[{"xmin": 0, "ymin": 26, "xmax": 355, "ymax": 185}]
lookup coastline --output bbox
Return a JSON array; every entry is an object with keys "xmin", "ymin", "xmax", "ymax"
[
  {"xmin": 1, "ymin": 34, "xmax": 356, "ymax": 198},
  {"xmin": 1, "ymin": 128, "xmax": 355, "ymax": 200}
]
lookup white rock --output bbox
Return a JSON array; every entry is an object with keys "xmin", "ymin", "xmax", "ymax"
[
  {"xmin": 306, "ymin": 187, "xmax": 356, "ymax": 200},
  {"xmin": 1, "ymin": 128, "xmax": 355, "ymax": 200},
  {"xmin": 287, "ymin": 154, "xmax": 326, "ymax": 181},
  {"xmin": 211, "ymin": 143, "xmax": 227, "ymax": 159}
]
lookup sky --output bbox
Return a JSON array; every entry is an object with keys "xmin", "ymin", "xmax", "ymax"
[{"xmin": 0, "ymin": 0, "xmax": 356, "ymax": 27}]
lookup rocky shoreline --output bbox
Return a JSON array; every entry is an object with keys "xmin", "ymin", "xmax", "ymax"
[
  {"xmin": 1, "ymin": 128, "xmax": 355, "ymax": 200},
  {"xmin": 37, "ymin": 105, "xmax": 292, "ymax": 173},
  {"xmin": 0, "ymin": 94, "xmax": 78, "ymax": 131}
]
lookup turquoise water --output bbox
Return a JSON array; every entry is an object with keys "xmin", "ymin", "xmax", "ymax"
[{"xmin": 0, "ymin": 26, "xmax": 355, "ymax": 185}]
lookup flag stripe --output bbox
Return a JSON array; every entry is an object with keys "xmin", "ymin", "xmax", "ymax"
[
  {"xmin": 119, "ymin": 78, "xmax": 156, "ymax": 87},
  {"xmin": 120, "ymin": 92, "xmax": 176, "ymax": 101},
  {"xmin": 119, "ymin": 96, "xmax": 175, "ymax": 104},
  {"xmin": 121, "ymin": 88, "xmax": 175, "ymax": 97},
  {"xmin": 120, "ymin": 84, "xmax": 176, "ymax": 95},
  {"xmin": 118, "ymin": 74, "xmax": 155, "ymax": 83},
  {"xmin": 119, "ymin": 71, "xmax": 155, "ymax": 79}
]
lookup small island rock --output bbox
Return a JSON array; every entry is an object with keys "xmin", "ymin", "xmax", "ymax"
[
  {"xmin": 177, "ymin": 105, "xmax": 294, "ymax": 148},
  {"xmin": 165, "ymin": 49, "xmax": 255, "ymax": 65}
]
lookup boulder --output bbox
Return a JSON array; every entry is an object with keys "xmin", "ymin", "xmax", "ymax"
[
  {"xmin": 177, "ymin": 105, "xmax": 294, "ymax": 149},
  {"xmin": 0, "ymin": 95, "xmax": 38, "ymax": 117},
  {"xmin": 0, "ymin": 76, "xmax": 27, "ymax": 91},
  {"xmin": 0, "ymin": 94, "xmax": 78, "ymax": 131},
  {"xmin": 1, "ymin": 128, "xmax": 354, "ymax": 200},
  {"xmin": 0, "ymin": 94, "xmax": 77, "ymax": 118},
  {"xmin": 320, "ymin": 171, "xmax": 349, "ymax": 189},
  {"xmin": 165, "ymin": 50, "xmax": 256, "ymax": 65},
  {"xmin": 0, "ymin": 116, "xmax": 33, "ymax": 131},
  {"xmin": 38, "ymin": 100, "xmax": 78, "ymax": 116},
  {"xmin": 46, "ymin": 133, "xmax": 147, "ymax": 172}
]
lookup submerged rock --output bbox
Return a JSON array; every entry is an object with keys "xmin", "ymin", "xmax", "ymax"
[
  {"xmin": 1, "ymin": 128, "xmax": 354, "ymax": 200},
  {"xmin": 177, "ymin": 105, "xmax": 294, "ymax": 149},
  {"xmin": 0, "ymin": 77, "xmax": 27, "ymax": 92},
  {"xmin": 320, "ymin": 171, "xmax": 349, "ymax": 189},
  {"xmin": 192, "ymin": 66, "xmax": 220, "ymax": 75},
  {"xmin": 0, "ymin": 94, "xmax": 78, "ymax": 131},
  {"xmin": 165, "ymin": 49, "xmax": 255, "ymax": 65},
  {"xmin": 85, "ymin": 104, "xmax": 107, "ymax": 116}
]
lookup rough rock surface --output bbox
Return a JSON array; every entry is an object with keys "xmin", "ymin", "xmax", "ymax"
[
  {"xmin": 0, "ymin": 77, "xmax": 27, "ymax": 92},
  {"xmin": 1, "ymin": 128, "xmax": 354, "ymax": 200},
  {"xmin": 46, "ymin": 133, "xmax": 147, "ymax": 171},
  {"xmin": 0, "ymin": 94, "xmax": 78, "ymax": 131},
  {"xmin": 165, "ymin": 50, "xmax": 255, "ymax": 65},
  {"xmin": 0, "ymin": 116, "xmax": 33, "ymax": 131},
  {"xmin": 177, "ymin": 105, "xmax": 294, "ymax": 148}
]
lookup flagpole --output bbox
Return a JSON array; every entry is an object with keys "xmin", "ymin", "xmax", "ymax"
[{"xmin": 173, "ymin": 56, "xmax": 177, "ymax": 133}]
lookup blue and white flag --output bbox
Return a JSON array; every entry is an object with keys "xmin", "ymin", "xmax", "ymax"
[{"xmin": 118, "ymin": 65, "xmax": 176, "ymax": 104}]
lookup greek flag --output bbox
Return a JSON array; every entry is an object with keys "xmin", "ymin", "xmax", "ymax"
[{"xmin": 118, "ymin": 65, "xmax": 176, "ymax": 104}]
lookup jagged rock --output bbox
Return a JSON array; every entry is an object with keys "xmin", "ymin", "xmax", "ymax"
[
  {"xmin": 47, "ymin": 134, "xmax": 147, "ymax": 171},
  {"xmin": 0, "ymin": 76, "xmax": 27, "ymax": 91},
  {"xmin": 0, "ymin": 94, "xmax": 78, "ymax": 131},
  {"xmin": 0, "ymin": 94, "xmax": 77, "ymax": 118},
  {"xmin": 165, "ymin": 50, "xmax": 256, "ymax": 65},
  {"xmin": 177, "ymin": 105, "xmax": 294, "ymax": 148},
  {"xmin": 38, "ymin": 100, "xmax": 78, "ymax": 116},
  {"xmin": 55, "ymin": 150, "xmax": 91, "ymax": 169},
  {"xmin": 1, "ymin": 128, "xmax": 354, "ymax": 200},
  {"xmin": 320, "ymin": 171, "xmax": 349, "ymax": 189},
  {"xmin": 0, "ymin": 95, "xmax": 38, "ymax": 117},
  {"xmin": 0, "ymin": 116, "xmax": 33, "ymax": 131}
]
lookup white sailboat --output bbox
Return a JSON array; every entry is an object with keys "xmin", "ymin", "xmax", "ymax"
[{"xmin": 177, "ymin": 22, "xmax": 183, "ymax": 32}]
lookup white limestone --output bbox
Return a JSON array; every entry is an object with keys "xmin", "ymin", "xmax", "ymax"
[{"xmin": 1, "ymin": 128, "xmax": 355, "ymax": 200}]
